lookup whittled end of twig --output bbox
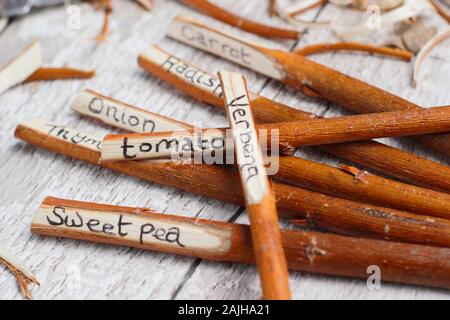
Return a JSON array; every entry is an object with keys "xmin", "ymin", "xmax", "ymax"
[
  {"xmin": 0, "ymin": 246, "xmax": 39, "ymax": 300},
  {"xmin": 0, "ymin": 40, "xmax": 42, "ymax": 95},
  {"xmin": 338, "ymin": 164, "xmax": 370, "ymax": 184},
  {"xmin": 24, "ymin": 68, "xmax": 96, "ymax": 83}
]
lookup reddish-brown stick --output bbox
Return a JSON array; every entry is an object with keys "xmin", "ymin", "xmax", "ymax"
[
  {"xmin": 180, "ymin": 0, "xmax": 300, "ymax": 39},
  {"xmin": 24, "ymin": 68, "xmax": 95, "ymax": 83},
  {"xmin": 219, "ymin": 71, "xmax": 291, "ymax": 299},
  {"xmin": 167, "ymin": 16, "xmax": 450, "ymax": 157},
  {"xmin": 101, "ymin": 106, "xmax": 450, "ymax": 159},
  {"xmin": 137, "ymin": 46, "xmax": 450, "ymax": 193},
  {"xmin": 72, "ymin": 89, "xmax": 450, "ymax": 219},
  {"xmin": 34, "ymin": 196, "xmax": 450, "ymax": 290},
  {"xmin": 14, "ymin": 120, "xmax": 450, "ymax": 247}
]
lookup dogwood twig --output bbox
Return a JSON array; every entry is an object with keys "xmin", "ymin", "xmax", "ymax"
[
  {"xmin": 71, "ymin": 90, "xmax": 450, "ymax": 219},
  {"xmin": 413, "ymin": 26, "xmax": 450, "ymax": 87},
  {"xmin": 14, "ymin": 119, "xmax": 450, "ymax": 247},
  {"xmin": 218, "ymin": 71, "xmax": 291, "ymax": 300},
  {"xmin": 179, "ymin": 0, "xmax": 300, "ymax": 39},
  {"xmin": 32, "ymin": 196, "xmax": 450, "ymax": 290},
  {"xmin": 137, "ymin": 45, "xmax": 450, "ymax": 192}
]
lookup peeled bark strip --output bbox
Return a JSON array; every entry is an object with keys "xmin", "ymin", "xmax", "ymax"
[
  {"xmin": 179, "ymin": 0, "xmax": 300, "ymax": 39},
  {"xmin": 0, "ymin": 246, "xmax": 39, "ymax": 300},
  {"xmin": 137, "ymin": 45, "xmax": 450, "ymax": 193},
  {"xmin": 219, "ymin": 71, "xmax": 291, "ymax": 300},
  {"xmin": 166, "ymin": 16, "xmax": 450, "ymax": 157},
  {"xmin": 32, "ymin": 196, "xmax": 450, "ymax": 290},
  {"xmin": 24, "ymin": 67, "xmax": 95, "ymax": 83},
  {"xmin": 14, "ymin": 119, "xmax": 450, "ymax": 247},
  {"xmin": 295, "ymin": 42, "xmax": 413, "ymax": 61},
  {"xmin": 276, "ymin": 158, "xmax": 450, "ymax": 220},
  {"xmin": 101, "ymin": 106, "xmax": 450, "ymax": 161},
  {"xmin": 413, "ymin": 27, "xmax": 450, "ymax": 88},
  {"xmin": 72, "ymin": 91, "xmax": 450, "ymax": 219},
  {"xmin": 0, "ymin": 41, "xmax": 42, "ymax": 95}
]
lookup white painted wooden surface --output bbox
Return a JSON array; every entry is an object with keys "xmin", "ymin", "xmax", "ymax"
[{"xmin": 0, "ymin": 1, "xmax": 449, "ymax": 300}]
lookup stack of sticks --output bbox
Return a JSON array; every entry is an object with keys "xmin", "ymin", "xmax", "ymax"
[{"xmin": 12, "ymin": 14, "xmax": 450, "ymax": 299}]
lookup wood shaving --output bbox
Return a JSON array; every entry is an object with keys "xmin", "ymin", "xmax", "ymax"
[
  {"xmin": 23, "ymin": 67, "xmax": 96, "ymax": 83},
  {"xmin": 0, "ymin": 246, "xmax": 39, "ymax": 300},
  {"xmin": 0, "ymin": 41, "xmax": 42, "ymax": 96},
  {"xmin": 400, "ymin": 19, "xmax": 437, "ymax": 53},
  {"xmin": 413, "ymin": 26, "xmax": 450, "ymax": 87},
  {"xmin": 334, "ymin": 0, "xmax": 433, "ymax": 38}
]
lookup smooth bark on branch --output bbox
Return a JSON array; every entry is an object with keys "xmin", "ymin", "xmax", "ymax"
[
  {"xmin": 71, "ymin": 89, "xmax": 450, "ymax": 219},
  {"xmin": 137, "ymin": 45, "xmax": 450, "ymax": 192},
  {"xmin": 14, "ymin": 119, "xmax": 450, "ymax": 247},
  {"xmin": 219, "ymin": 71, "xmax": 291, "ymax": 300},
  {"xmin": 100, "ymin": 106, "xmax": 450, "ymax": 161},
  {"xmin": 166, "ymin": 16, "xmax": 450, "ymax": 157},
  {"xmin": 33, "ymin": 196, "xmax": 450, "ymax": 290}
]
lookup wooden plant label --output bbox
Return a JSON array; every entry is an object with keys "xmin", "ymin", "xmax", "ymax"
[
  {"xmin": 218, "ymin": 71, "xmax": 290, "ymax": 299},
  {"xmin": 101, "ymin": 128, "xmax": 228, "ymax": 161},
  {"xmin": 140, "ymin": 45, "xmax": 224, "ymax": 98},
  {"xmin": 0, "ymin": 41, "xmax": 42, "ymax": 95},
  {"xmin": 21, "ymin": 118, "xmax": 102, "ymax": 152},
  {"xmin": 71, "ymin": 89, "xmax": 191, "ymax": 133},
  {"xmin": 167, "ymin": 16, "xmax": 286, "ymax": 80},
  {"xmin": 33, "ymin": 197, "xmax": 232, "ymax": 254},
  {"xmin": 219, "ymin": 71, "xmax": 268, "ymax": 205}
]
